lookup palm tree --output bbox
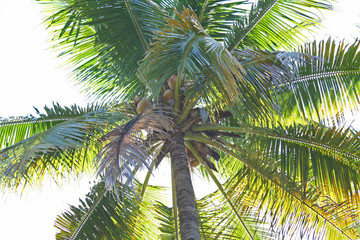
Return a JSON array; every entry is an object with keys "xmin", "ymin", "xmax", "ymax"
[{"xmin": 1, "ymin": 0, "xmax": 360, "ymax": 239}]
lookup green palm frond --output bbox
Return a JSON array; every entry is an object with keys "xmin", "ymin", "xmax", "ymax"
[
  {"xmin": 233, "ymin": 48, "xmax": 303, "ymax": 88},
  {"xmin": 198, "ymin": 189, "xmax": 277, "ymax": 239},
  {"xmin": 0, "ymin": 103, "xmax": 105, "ymax": 149},
  {"xmin": 154, "ymin": 202, "xmax": 177, "ymax": 240},
  {"xmin": 225, "ymin": 0, "xmax": 332, "ymax": 51},
  {"xmin": 196, "ymin": 0, "xmax": 247, "ymax": 41},
  {"xmin": 229, "ymin": 48, "xmax": 300, "ymax": 117},
  {"xmin": 231, "ymin": 39, "xmax": 360, "ymax": 124},
  {"xmin": 187, "ymin": 133, "xmax": 360, "ymax": 239},
  {"xmin": 40, "ymin": 0, "xmax": 166, "ymax": 101},
  {"xmin": 141, "ymin": 8, "xmax": 274, "ymax": 118},
  {"xmin": 0, "ymin": 104, "xmax": 131, "ymax": 189},
  {"xmin": 279, "ymin": 38, "xmax": 360, "ymax": 124},
  {"xmin": 221, "ymin": 156, "xmax": 360, "ymax": 239},
  {"xmin": 192, "ymin": 122, "xmax": 360, "ymax": 201},
  {"xmin": 54, "ymin": 180, "xmax": 166, "ymax": 240}
]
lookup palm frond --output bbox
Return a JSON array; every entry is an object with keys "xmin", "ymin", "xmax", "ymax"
[
  {"xmin": 192, "ymin": 122, "xmax": 360, "ymax": 201},
  {"xmin": 231, "ymin": 39, "xmax": 360, "ymax": 125},
  {"xmin": 0, "ymin": 103, "xmax": 105, "ymax": 149},
  {"xmin": 279, "ymin": 38, "xmax": 360, "ymax": 124},
  {"xmin": 221, "ymin": 155, "xmax": 360, "ymax": 239},
  {"xmin": 39, "ymin": 0, "xmax": 166, "ymax": 101},
  {"xmin": 198, "ymin": 190, "xmax": 278, "ymax": 239},
  {"xmin": 186, "ymin": 133, "xmax": 360, "ymax": 239},
  {"xmin": 225, "ymin": 0, "xmax": 332, "ymax": 51},
  {"xmin": 54, "ymin": 180, "xmax": 166, "ymax": 240},
  {"xmin": 153, "ymin": 202, "xmax": 177, "ymax": 240},
  {"xmin": 141, "ymin": 8, "xmax": 274, "ymax": 118},
  {"xmin": 233, "ymin": 48, "xmax": 303, "ymax": 89},
  {"xmin": 197, "ymin": 0, "xmax": 248, "ymax": 42},
  {"xmin": 96, "ymin": 105, "xmax": 174, "ymax": 189},
  {"xmin": 0, "ymin": 104, "xmax": 130, "ymax": 189}
]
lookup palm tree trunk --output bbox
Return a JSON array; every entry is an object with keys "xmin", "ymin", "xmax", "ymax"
[{"xmin": 170, "ymin": 131, "xmax": 200, "ymax": 240}]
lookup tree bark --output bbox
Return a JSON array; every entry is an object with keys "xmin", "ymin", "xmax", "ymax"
[{"xmin": 169, "ymin": 131, "xmax": 200, "ymax": 240}]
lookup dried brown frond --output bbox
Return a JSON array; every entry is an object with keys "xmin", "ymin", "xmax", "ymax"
[
  {"xmin": 96, "ymin": 105, "xmax": 174, "ymax": 189},
  {"xmin": 154, "ymin": 139, "xmax": 171, "ymax": 168}
]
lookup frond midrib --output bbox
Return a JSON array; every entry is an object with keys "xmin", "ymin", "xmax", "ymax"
[
  {"xmin": 175, "ymin": 33, "xmax": 204, "ymax": 112},
  {"xmin": 228, "ymin": 0, "xmax": 279, "ymax": 51},
  {"xmin": 0, "ymin": 117, "xmax": 75, "ymax": 127},
  {"xmin": 70, "ymin": 188, "xmax": 108, "ymax": 240},
  {"xmin": 124, "ymin": 0, "xmax": 148, "ymax": 51},
  {"xmin": 198, "ymin": 0, "xmax": 210, "ymax": 22},
  {"xmin": 286, "ymin": 69, "xmax": 360, "ymax": 85},
  {"xmin": 192, "ymin": 125, "xmax": 360, "ymax": 163}
]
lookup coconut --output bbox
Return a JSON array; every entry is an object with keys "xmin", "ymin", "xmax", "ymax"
[
  {"xmin": 163, "ymin": 89, "xmax": 174, "ymax": 104},
  {"xmin": 167, "ymin": 75, "xmax": 177, "ymax": 90},
  {"xmin": 136, "ymin": 99, "xmax": 149, "ymax": 114},
  {"xmin": 133, "ymin": 95, "xmax": 141, "ymax": 105}
]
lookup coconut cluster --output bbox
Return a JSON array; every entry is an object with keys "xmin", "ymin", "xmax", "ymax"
[
  {"xmin": 163, "ymin": 74, "xmax": 176, "ymax": 105},
  {"xmin": 132, "ymin": 74, "xmax": 223, "ymax": 172},
  {"xmin": 133, "ymin": 74, "xmax": 178, "ymax": 114}
]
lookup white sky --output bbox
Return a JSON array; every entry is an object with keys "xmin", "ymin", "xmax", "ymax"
[
  {"xmin": 0, "ymin": 0, "xmax": 359, "ymax": 239},
  {"xmin": 0, "ymin": 1, "xmax": 87, "ymax": 118}
]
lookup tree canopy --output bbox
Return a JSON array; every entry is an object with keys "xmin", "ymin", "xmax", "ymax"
[{"xmin": 1, "ymin": 0, "xmax": 360, "ymax": 239}]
